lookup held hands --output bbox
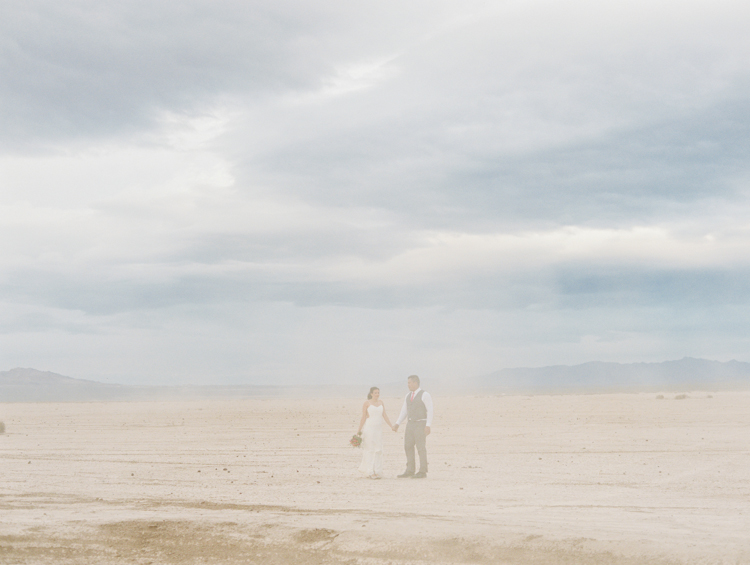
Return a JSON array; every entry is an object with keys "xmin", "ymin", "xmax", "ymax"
[{"xmin": 392, "ymin": 424, "xmax": 430, "ymax": 434}]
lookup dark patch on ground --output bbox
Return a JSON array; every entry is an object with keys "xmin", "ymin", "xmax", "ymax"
[{"xmin": 0, "ymin": 519, "xmax": 680, "ymax": 565}]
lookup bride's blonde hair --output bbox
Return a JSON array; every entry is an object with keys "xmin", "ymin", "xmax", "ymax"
[{"xmin": 367, "ymin": 386, "xmax": 379, "ymax": 400}]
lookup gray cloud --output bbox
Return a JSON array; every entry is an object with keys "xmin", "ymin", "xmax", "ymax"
[
  {"xmin": 1, "ymin": 1, "xmax": 486, "ymax": 150},
  {"xmin": 230, "ymin": 68, "xmax": 750, "ymax": 230},
  {"xmin": 5, "ymin": 258, "xmax": 750, "ymax": 318},
  {"xmin": 1, "ymin": 2, "xmax": 325, "ymax": 147},
  {"xmin": 554, "ymin": 266, "xmax": 750, "ymax": 309}
]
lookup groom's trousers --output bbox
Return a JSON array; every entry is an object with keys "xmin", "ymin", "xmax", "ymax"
[{"xmin": 405, "ymin": 420, "xmax": 428, "ymax": 474}]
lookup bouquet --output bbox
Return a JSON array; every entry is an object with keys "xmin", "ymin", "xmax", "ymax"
[{"xmin": 349, "ymin": 432, "xmax": 362, "ymax": 448}]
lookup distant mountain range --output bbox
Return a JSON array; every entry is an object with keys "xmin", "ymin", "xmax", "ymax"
[
  {"xmin": 0, "ymin": 368, "xmax": 366, "ymax": 402},
  {"xmin": 472, "ymin": 357, "xmax": 750, "ymax": 393},
  {"xmin": 0, "ymin": 368, "xmax": 127, "ymax": 402},
  {"xmin": 2, "ymin": 358, "xmax": 750, "ymax": 402}
]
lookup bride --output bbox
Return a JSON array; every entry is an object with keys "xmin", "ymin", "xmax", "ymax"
[{"xmin": 356, "ymin": 386, "xmax": 393, "ymax": 479}]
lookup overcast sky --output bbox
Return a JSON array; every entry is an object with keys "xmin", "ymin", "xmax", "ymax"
[{"xmin": 2, "ymin": 1, "xmax": 750, "ymax": 386}]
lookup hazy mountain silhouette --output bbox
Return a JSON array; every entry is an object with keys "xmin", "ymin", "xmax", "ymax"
[
  {"xmin": 3, "ymin": 358, "xmax": 750, "ymax": 402},
  {"xmin": 473, "ymin": 357, "xmax": 750, "ymax": 393},
  {"xmin": 0, "ymin": 368, "xmax": 364, "ymax": 402},
  {"xmin": 0, "ymin": 368, "xmax": 128, "ymax": 402}
]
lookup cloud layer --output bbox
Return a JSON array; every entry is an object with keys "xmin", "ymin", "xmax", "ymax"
[{"xmin": 2, "ymin": 1, "xmax": 750, "ymax": 384}]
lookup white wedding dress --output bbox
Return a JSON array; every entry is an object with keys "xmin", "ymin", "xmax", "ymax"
[{"xmin": 358, "ymin": 404, "xmax": 384, "ymax": 477}]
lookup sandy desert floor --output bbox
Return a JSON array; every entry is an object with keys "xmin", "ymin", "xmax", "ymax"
[{"xmin": 1, "ymin": 392, "xmax": 749, "ymax": 564}]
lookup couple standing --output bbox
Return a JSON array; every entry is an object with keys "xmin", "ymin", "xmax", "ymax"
[{"xmin": 356, "ymin": 374, "xmax": 433, "ymax": 479}]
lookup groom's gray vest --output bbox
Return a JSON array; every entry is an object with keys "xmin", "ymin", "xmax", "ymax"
[{"xmin": 407, "ymin": 390, "xmax": 427, "ymax": 421}]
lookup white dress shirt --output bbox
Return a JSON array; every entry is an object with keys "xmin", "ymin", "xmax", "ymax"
[{"xmin": 395, "ymin": 388, "xmax": 433, "ymax": 427}]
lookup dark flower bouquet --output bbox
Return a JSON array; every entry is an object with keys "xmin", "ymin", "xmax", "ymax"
[{"xmin": 349, "ymin": 432, "xmax": 362, "ymax": 448}]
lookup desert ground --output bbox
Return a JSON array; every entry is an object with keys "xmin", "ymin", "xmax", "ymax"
[{"xmin": 1, "ymin": 392, "xmax": 749, "ymax": 564}]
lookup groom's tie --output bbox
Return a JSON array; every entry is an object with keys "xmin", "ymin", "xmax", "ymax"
[{"xmin": 410, "ymin": 391, "xmax": 415, "ymax": 402}]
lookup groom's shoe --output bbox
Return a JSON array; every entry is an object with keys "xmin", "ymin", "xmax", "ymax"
[
  {"xmin": 397, "ymin": 472, "xmax": 415, "ymax": 478},
  {"xmin": 411, "ymin": 472, "xmax": 427, "ymax": 479}
]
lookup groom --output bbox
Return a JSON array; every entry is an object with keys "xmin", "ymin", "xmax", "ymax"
[{"xmin": 393, "ymin": 375, "xmax": 433, "ymax": 479}]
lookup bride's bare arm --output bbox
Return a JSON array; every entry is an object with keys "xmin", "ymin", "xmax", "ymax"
[
  {"xmin": 382, "ymin": 403, "xmax": 393, "ymax": 428},
  {"xmin": 357, "ymin": 401, "xmax": 369, "ymax": 434}
]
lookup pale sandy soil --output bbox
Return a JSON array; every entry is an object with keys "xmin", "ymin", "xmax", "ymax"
[{"xmin": 1, "ymin": 392, "xmax": 749, "ymax": 564}]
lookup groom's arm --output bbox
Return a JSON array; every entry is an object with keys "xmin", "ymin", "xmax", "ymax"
[{"xmin": 423, "ymin": 392, "xmax": 433, "ymax": 428}]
